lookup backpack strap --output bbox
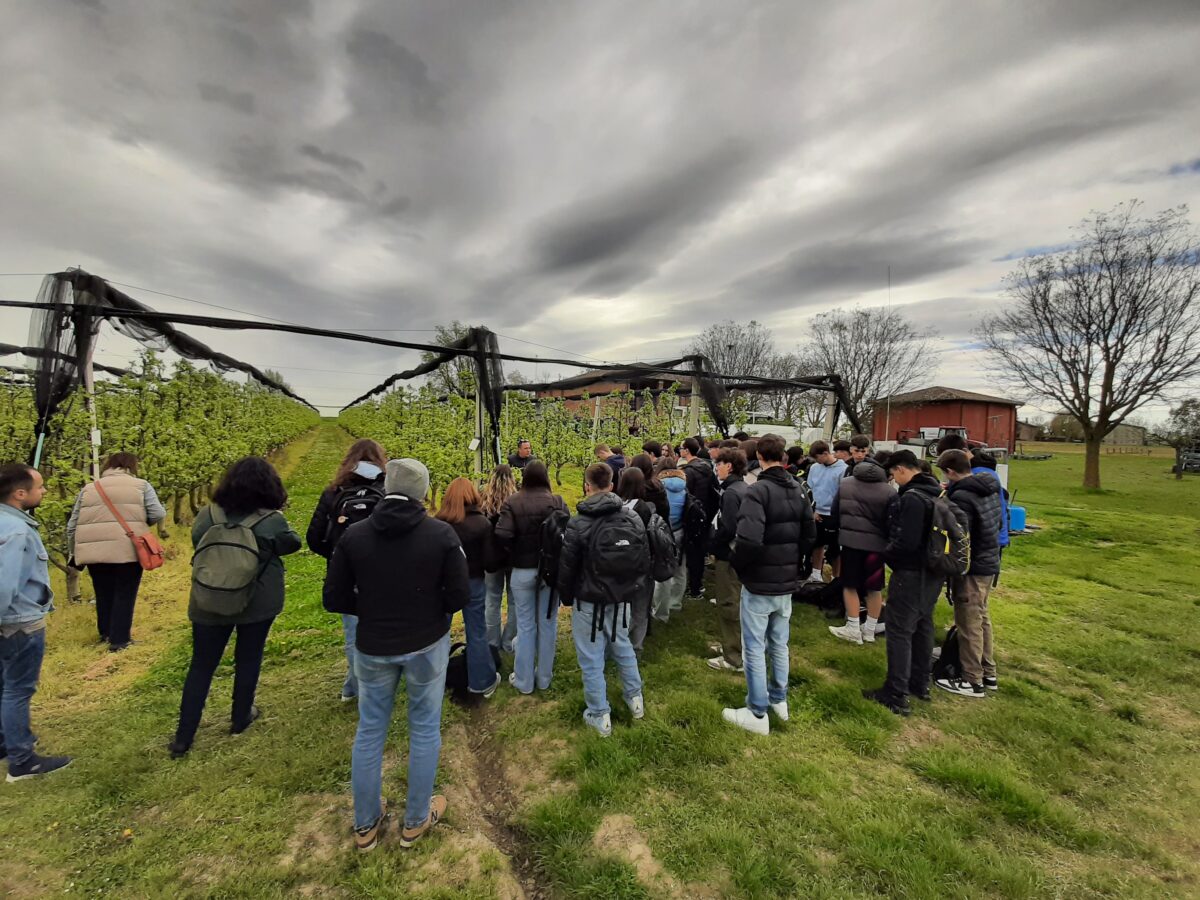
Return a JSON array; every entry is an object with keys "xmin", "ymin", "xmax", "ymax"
[
  {"xmin": 209, "ymin": 505, "xmax": 227, "ymax": 526},
  {"xmin": 241, "ymin": 510, "xmax": 276, "ymax": 532}
]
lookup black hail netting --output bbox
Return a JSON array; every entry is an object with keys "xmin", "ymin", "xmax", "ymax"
[
  {"xmin": 26, "ymin": 275, "xmax": 100, "ymax": 438},
  {"xmin": 474, "ymin": 328, "xmax": 505, "ymax": 464},
  {"xmin": 689, "ymin": 355, "xmax": 730, "ymax": 438},
  {"xmin": 30, "ymin": 271, "xmax": 314, "ymax": 413},
  {"xmin": 1, "ymin": 343, "xmax": 130, "ymax": 378}
]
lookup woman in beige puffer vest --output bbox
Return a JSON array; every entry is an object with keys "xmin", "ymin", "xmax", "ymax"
[{"xmin": 68, "ymin": 453, "xmax": 166, "ymax": 652}]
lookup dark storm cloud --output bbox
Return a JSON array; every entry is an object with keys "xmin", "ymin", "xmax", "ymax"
[
  {"xmin": 298, "ymin": 145, "xmax": 366, "ymax": 175},
  {"xmin": 2, "ymin": 0, "xmax": 1199, "ymax": 408},
  {"xmin": 197, "ymin": 82, "xmax": 256, "ymax": 115}
]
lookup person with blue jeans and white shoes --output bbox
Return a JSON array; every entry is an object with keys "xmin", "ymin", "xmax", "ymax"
[
  {"xmin": 556, "ymin": 463, "xmax": 649, "ymax": 737},
  {"xmin": 324, "ymin": 458, "xmax": 468, "ymax": 852},
  {"xmin": 725, "ymin": 436, "xmax": 815, "ymax": 736},
  {"xmin": 0, "ymin": 464, "xmax": 72, "ymax": 781},
  {"xmin": 493, "ymin": 462, "xmax": 567, "ymax": 694}
]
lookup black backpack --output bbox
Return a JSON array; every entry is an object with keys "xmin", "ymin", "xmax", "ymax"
[
  {"xmin": 536, "ymin": 508, "xmax": 572, "ymax": 619},
  {"xmin": 681, "ymin": 493, "xmax": 710, "ymax": 549},
  {"xmin": 582, "ymin": 508, "xmax": 650, "ymax": 640},
  {"xmin": 924, "ymin": 493, "xmax": 970, "ymax": 577},
  {"xmin": 324, "ymin": 484, "xmax": 385, "ymax": 551},
  {"xmin": 645, "ymin": 511, "xmax": 679, "ymax": 582},
  {"xmin": 443, "ymin": 641, "xmax": 504, "ymax": 705},
  {"xmin": 932, "ymin": 626, "xmax": 962, "ymax": 681}
]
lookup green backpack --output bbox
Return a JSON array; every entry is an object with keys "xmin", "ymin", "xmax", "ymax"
[{"xmin": 191, "ymin": 506, "xmax": 273, "ymax": 616}]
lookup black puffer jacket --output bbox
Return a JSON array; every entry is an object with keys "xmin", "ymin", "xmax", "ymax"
[
  {"xmin": 556, "ymin": 492, "xmax": 650, "ymax": 608},
  {"xmin": 833, "ymin": 459, "xmax": 897, "ymax": 552},
  {"xmin": 946, "ymin": 474, "xmax": 1002, "ymax": 576},
  {"xmin": 709, "ymin": 474, "xmax": 749, "ymax": 561},
  {"xmin": 643, "ymin": 478, "xmax": 670, "ymax": 521},
  {"xmin": 683, "ymin": 457, "xmax": 718, "ymax": 518},
  {"xmin": 449, "ymin": 507, "xmax": 494, "ymax": 580},
  {"xmin": 732, "ymin": 466, "xmax": 816, "ymax": 595},
  {"xmin": 884, "ymin": 473, "xmax": 941, "ymax": 570},
  {"xmin": 324, "ymin": 498, "xmax": 468, "ymax": 656},
  {"xmin": 494, "ymin": 488, "xmax": 568, "ymax": 569}
]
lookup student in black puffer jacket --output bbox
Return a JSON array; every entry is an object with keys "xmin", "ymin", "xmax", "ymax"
[
  {"xmin": 493, "ymin": 461, "xmax": 568, "ymax": 694},
  {"xmin": 725, "ymin": 436, "xmax": 815, "ymax": 736},
  {"xmin": 829, "ymin": 457, "xmax": 898, "ymax": 646},
  {"xmin": 707, "ymin": 447, "xmax": 751, "ymax": 672},
  {"xmin": 306, "ymin": 438, "xmax": 388, "ymax": 702},
  {"xmin": 935, "ymin": 450, "xmax": 1002, "ymax": 699}
]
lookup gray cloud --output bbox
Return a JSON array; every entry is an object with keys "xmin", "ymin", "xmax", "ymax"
[
  {"xmin": 197, "ymin": 82, "xmax": 256, "ymax": 115},
  {"xmin": 1, "ymin": 0, "xmax": 1199, "ymax": 411},
  {"xmin": 298, "ymin": 144, "xmax": 366, "ymax": 175}
]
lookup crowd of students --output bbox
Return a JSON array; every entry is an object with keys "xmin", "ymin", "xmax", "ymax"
[{"xmin": 0, "ymin": 425, "xmax": 1006, "ymax": 851}]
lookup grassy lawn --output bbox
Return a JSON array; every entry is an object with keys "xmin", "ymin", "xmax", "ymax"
[{"xmin": 1, "ymin": 424, "xmax": 1197, "ymax": 898}]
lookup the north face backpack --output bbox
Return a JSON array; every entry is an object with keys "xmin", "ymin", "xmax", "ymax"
[
  {"xmin": 681, "ymin": 493, "xmax": 709, "ymax": 549},
  {"xmin": 444, "ymin": 641, "xmax": 504, "ymax": 705},
  {"xmin": 932, "ymin": 625, "xmax": 962, "ymax": 682},
  {"xmin": 191, "ymin": 506, "xmax": 273, "ymax": 616},
  {"xmin": 924, "ymin": 493, "xmax": 970, "ymax": 577},
  {"xmin": 583, "ymin": 509, "xmax": 650, "ymax": 639},
  {"xmin": 324, "ymin": 483, "xmax": 385, "ymax": 551},
  {"xmin": 645, "ymin": 511, "xmax": 679, "ymax": 582},
  {"xmin": 536, "ymin": 508, "xmax": 572, "ymax": 618}
]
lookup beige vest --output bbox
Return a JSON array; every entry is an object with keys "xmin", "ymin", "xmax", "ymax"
[{"xmin": 74, "ymin": 470, "xmax": 150, "ymax": 565}]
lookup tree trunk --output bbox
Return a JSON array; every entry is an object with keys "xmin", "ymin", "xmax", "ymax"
[
  {"xmin": 189, "ymin": 486, "xmax": 203, "ymax": 517},
  {"xmin": 49, "ymin": 557, "xmax": 83, "ymax": 602},
  {"xmin": 1176, "ymin": 447, "xmax": 1185, "ymax": 480},
  {"xmin": 173, "ymin": 493, "xmax": 190, "ymax": 526},
  {"xmin": 1083, "ymin": 436, "xmax": 1103, "ymax": 489}
]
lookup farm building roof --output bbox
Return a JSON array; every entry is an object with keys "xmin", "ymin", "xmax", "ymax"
[{"xmin": 874, "ymin": 386, "xmax": 1020, "ymax": 406}]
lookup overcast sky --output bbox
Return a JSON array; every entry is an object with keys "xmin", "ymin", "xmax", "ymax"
[{"xmin": 2, "ymin": 0, "xmax": 1198, "ymax": 419}]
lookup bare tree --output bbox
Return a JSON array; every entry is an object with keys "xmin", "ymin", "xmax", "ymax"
[
  {"xmin": 809, "ymin": 307, "xmax": 933, "ymax": 433},
  {"xmin": 979, "ymin": 202, "xmax": 1200, "ymax": 489},
  {"xmin": 422, "ymin": 321, "xmax": 476, "ymax": 397},
  {"xmin": 686, "ymin": 320, "xmax": 775, "ymax": 386}
]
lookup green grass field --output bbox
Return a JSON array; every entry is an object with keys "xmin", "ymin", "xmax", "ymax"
[{"xmin": 1, "ymin": 424, "xmax": 1197, "ymax": 898}]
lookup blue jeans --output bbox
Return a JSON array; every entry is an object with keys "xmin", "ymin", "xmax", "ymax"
[
  {"xmin": 739, "ymin": 588, "xmax": 791, "ymax": 716},
  {"xmin": 0, "ymin": 629, "xmax": 46, "ymax": 767},
  {"xmin": 465, "ymin": 578, "xmax": 497, "ymax": 692},
  {"xmin": 351, "ymin": 634, "xmax": 450, "ymax": 830},
  {"xmin": 510, "ymin": 567, "xmax": 558, "ymax": 693},
  {"xmin": 572, "ymin": 602, "xmax": 642, "ymax": 720},
  {"xmin": 341, "ymin": 614, "xmax": 358, "ymax": 698},
  {"xmin": 484, "ymin": 569, "xmax": 517, "ymax": 653}
]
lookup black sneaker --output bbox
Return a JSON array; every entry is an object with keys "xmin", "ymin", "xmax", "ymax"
[
  {"xmin": 230, "ymin": 706, "xmax": 261, "ymax": 735},
  {"xmin": 861, "ymin": 688, "xmax": 911, "ymax": 717},
  {"xmin": 6, "ymin": 753, "xmax": 72, "ymax": 782},
  {"xmin": 167, "ymin": 740, "xmax": 191, "ymax": 759},
  {"xmin": 983, "ymin": 677, "xmax": 999, "ymax": 692},
  {"xmin": 935, "ymin": 678, "xmax": 986, "ymax": 698}
]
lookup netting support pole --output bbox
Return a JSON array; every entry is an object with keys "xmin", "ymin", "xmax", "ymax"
[
  {"xmin": 474, "ymin": 389, "xmax": 485, "ymax": 477},
  {"xmin": 687, "ymin": 386, "xmax": 700, "ymax": 437},
  {"xmin": 823, "ymin": 393, "xmax": 838, "ymax": 440},
  {"xmin": 591, "ymin": 397, "xmax": 601, "ymax": 444}
]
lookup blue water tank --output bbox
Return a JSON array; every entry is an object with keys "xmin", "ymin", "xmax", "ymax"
[{"xmin": 1009, "ymin": 505, "xmax": 1027, "ymax": 533}]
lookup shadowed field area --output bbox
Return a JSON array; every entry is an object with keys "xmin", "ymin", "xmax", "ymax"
[{"xmin": 1, "ymin": 424, "xmax": 1197, "ymax": 898}]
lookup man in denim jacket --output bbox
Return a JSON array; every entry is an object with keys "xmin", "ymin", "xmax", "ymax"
[{"xmin": 0, "ymin": 464, "xmax": 71, "ymax": 781}]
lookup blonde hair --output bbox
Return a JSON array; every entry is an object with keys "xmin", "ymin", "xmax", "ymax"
[{"xmin": 480, "ymin": 464, "xmax": 518, "ymax": 518}]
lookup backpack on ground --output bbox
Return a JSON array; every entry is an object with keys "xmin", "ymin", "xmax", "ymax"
[
  {"xmin": 793, "ymin": 576, "xmax": 844, "ymax": 613},
  {"xmin": 444, "ymin": 641, "xmax": 504, "ymax": 705},
  {"xmin": 681, "ymin": 493, "xmax": 709, "ymax": 550},
  {"xmin": 583, "ymin": 509, "xmax": 650, "ymax": 640},
  {"xmin": 536, "ymin": 508, "xmax": 572, "ymax": 619},
  {"xmin": 191, "ymin": 506, "xmax": 273, "ymax": 616},
  {"xmin": 924, "ymin": 493, "xmax": 970, "ymax": 576},
  {"xmin": 324, "ymin": 483, "xmax": 385, "ymax": 551},
  {"xmin": 932, "ymin": 625, "xmax": 962, "ymax": 682},
  {"xmin": 645, "ymin": 511, "xmax": 679, "ymax": 583}
]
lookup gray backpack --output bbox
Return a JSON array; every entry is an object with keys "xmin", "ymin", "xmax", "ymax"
[{"xmin": 191, "ymin": 506, "xmax": 273, "ymax": 616}]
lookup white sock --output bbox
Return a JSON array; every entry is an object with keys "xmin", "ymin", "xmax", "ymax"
[
  {"xmin": 846, "ymin": 617, "xmax": 858, "ymax": 629},
  {"xmin": 864, "ymin": 616, "xmax": 878, "ymax": 630}
]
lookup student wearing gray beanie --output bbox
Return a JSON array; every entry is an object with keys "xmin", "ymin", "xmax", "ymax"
[{"xmin": 324, "ymin": 456, "xmax": 468, "ymax": 852}]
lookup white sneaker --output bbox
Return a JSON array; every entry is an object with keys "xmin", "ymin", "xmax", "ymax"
[
  {"xmin": 722, "ymin": 707, "xmax": 769, "ymax": 735},
  {"xmin": 707, "ymin": 655, "xmax": 744, "ymax": 673},
  {"xmin": 584, "ymin": 712, "xmax": 613, "ymax": 737},
  {"xmin": 829, "ymin": 622, "xmax": 864, "ymax": 645},
  {"xmin": 628, "ymin": 695, "xmax": 645, "ymax": 719},
  {"xmin": 874, "ymin": 623, "xmax": 886, "ymax": 636},
  {"xmin": 861, "ymin": 623, "xmax": 876, "ymax": 644},
  {"xmin": 708, "ymin": 642, "xmax": 723, "ymax": 654},
  {"xmin": 769, "ymin": 701, "xmax": 789, "ymax": 722},
  {"xmin": 480, "ymin": 673, "xmax": 502, "ymax": 699},
  {"xmin": 709, "ymin": 597, "xmax": 718, "ymax": 606}
]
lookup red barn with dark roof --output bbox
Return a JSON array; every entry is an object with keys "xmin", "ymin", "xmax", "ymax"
[{"xmin": 872, "ymin": 386, "xmax": 1020, "ymax": 451}]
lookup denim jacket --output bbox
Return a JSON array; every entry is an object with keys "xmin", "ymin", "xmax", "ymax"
[{"xmin": 0, "ymin": 504, "xmax": 55, "ymax": 626}]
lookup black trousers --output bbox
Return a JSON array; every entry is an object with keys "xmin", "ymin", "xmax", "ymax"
[
  {"xmin": 883, "ymin": 569, "xmax": 943, "ymax": 702},
  {"xmin": 685, "ymin": 543, "xmax": 706, "ymax": 597},
  {"xmin": 89, "ymin": 562, "xmax": 143, "ymax": 647},
  {"xmin": 175, "ymin": 618, "xmax": 274, "ymax": 746}
]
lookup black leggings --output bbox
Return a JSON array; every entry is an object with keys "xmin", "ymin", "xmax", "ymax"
[
  {"xmin": 175, "ymin": 618, "xmax": 274, "ymax": 746},
  {"xmin": 89, "ymin": 562, "xmax": 143, "ymax": 646}
]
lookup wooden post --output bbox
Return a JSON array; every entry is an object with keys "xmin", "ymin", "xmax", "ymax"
[
  {"xmin": 822, "ymin": 393, "xmax": 837, "ymax": 441},
  {"xmin": 688, "ymin": 386, "xmax": 700, "ymax": 437},
  {"xmin": 474, "ymin": 389, "xmax": 485, "ymax": 477},
  {"xmin": 591, "ymin": 397, "xmax": 601, "ymax": 443}
]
